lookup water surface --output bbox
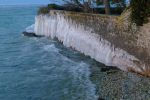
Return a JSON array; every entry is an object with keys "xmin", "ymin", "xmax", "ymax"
[
  {"xmin": 0, "ymin": 5, "xmax": 97, "ymax": 100},
  {"xmin": 0, "ymin": 5, "xmax": 150, "ymax": 100}
]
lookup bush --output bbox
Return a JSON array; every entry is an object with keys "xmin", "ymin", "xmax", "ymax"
[
  {"xmin": 63, "ymin": 4, "xmax": 82, "ymax": 12},
  {"xmin": 38, "ymin": 4, "xmax": 64, "ymax": 14},
  {"xmin": 130, "ymin": 0, "xmax": 150, "ymax": 26},
  {"xmin": 38, "ymin": 3, "xmax": 124, "ymax": 15},
  {"xmin": 94, "ymin": 7, "xmax": 123, "ymax": 15},
  {"xmin": 48, "ymin": 4, "xmax": 64, "ymax": 10},
  {"xmin": 38, "ymin": 6, "xmax": 50, "ymax": 14}
]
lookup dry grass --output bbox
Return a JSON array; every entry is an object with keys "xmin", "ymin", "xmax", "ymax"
[
  {"xmin": 141, "ymin": 68, "xmax": 150, "ymax": 77},
  {"xmin": 127, "ymin": 67, "xmax": 150, "ymax": 77}
]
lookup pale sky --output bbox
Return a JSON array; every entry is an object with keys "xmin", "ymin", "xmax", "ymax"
[{"xmin": 0, "ymin": 0, "xmax": 63, "ymax": 5}]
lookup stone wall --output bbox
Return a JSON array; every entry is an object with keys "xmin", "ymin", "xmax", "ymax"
[
  {"xmin": 35, "ymin": 10, "xmax": 150, "ymax": 76},
  {"xmin": 58, "ymin": 10, "xmax": 150, "ymax": 74}
]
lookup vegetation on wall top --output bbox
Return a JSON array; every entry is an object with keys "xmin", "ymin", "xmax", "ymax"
[
  {"xmin": 38, "ymin": 4, "xmax": 64, "ymax": 14},
  {"xmin": 38, "ymin": 0, "xmax": 126, "ymax": 15},
  {"xmin": 38, "ymin": 0, "xmax": 150, "ymax": 26}
]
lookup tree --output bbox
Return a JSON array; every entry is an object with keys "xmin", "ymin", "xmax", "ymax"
[
  {"xmin": 63, "ymin": 0, "xmax": 126, "ymax": 14},
  {"xmin": 103, "ymin": 0, "xmax": 111, "ymax": 14},
  {"xmin": 130, "ymin": 0, "xmax": 150, "ymax": 26},
  {"xmin": 63, "ymin": 0, "xmax": 93, "ymax": 13},
  {"xmin": 96, "ymin": 0, "xmax": 126, "ymax": 14}
]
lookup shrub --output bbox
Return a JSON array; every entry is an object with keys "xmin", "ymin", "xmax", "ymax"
[
  {"xmin": 38, "ymin": 4, "xmax": 64, "ymax": 15},
  {"xmin": 38, "ymin": 3, "xmax": 124, "ymax": 15},
  {"xmin": 94, "ymin": 7, "xmax": 123, "ymax": 15},
  {"xmin": 130, "ymin": 0, "xmax": 150, "ymax": 26},
  {"xmin": 38, "ymin": 6, "xmax": 50, "ymax": 14},
  {"xmin": 63, "ymin": 4, "xmax": 82, "ymax": 12},
  {"xmin": 47, "ymin": 4, "xmax": 64, "ymax": 10}
]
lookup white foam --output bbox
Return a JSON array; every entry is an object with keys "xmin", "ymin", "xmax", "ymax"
[
  {"xmin": 25, "ymin": 24, "xmax": 35, "ymax": 33},
  {"xmin": 68, "ymin": 62, "xmax": 98, "ymax": 100},
  {"xmin": 51, "ymin": 52, "xmax": 98, "ymax": 100},
  {"xmin": 43, "ymin": 44, "xmax": 59, "ymax": 53}
]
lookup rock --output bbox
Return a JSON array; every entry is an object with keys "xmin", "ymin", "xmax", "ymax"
[
  {"xmin": 101, "ymin": 67, "xmax": 118, "ymax": 72},
  {"xmin": 22, "ymin": 24, "xmax": 43, "ymax": 37},
  {"xmin": 98, "ymin": 97, "xmax": 105, "ymax": 100},
  {"xmin": 22, "ymin": 31, "xmax": 43, "ymax": 37}
]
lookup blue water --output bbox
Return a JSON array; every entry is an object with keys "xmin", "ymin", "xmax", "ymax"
[
  {"xmin": 0, "ymin": 5, "xmax": 98, "ymax": 100},
  {"xmin": 1, "ymin": 5, "xmax": 150, "ymax": 100}
]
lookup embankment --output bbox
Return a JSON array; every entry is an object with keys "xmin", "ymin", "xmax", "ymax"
[{"xmin": 34, "ymin": 10, "xmax": 150, "ymax": 76}]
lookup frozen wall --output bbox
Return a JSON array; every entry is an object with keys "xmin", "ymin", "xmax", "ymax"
[{"xmin": 34, "ymin": 10, "xmax": 150, "ymax": 76}]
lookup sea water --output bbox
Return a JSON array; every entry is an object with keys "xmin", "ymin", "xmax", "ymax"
[
  {"xmin": 0, "ymin": 5, "xmax": 97, "ymax": 100},
  {"xmin": 1, "ymin": 5, "xmax": 150, "ymax": 100}
]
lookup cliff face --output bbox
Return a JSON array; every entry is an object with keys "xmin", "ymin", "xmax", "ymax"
[{"xmin": 34, "ymin": 10, "xmax": 150, "ymax": 76}]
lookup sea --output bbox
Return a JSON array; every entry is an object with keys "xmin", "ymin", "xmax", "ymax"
[
  {"xmin": 0, "ymin": 5, "xmax": 98, "ymax": 100},
  {"xmin": 0, "ymin": 5, "xmax": 150, "ymax": 100}
]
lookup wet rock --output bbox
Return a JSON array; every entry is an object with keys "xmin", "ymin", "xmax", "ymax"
[
  {"xmin": 101, "ymin": 67, "xmax": 118, "ymax": 74},
  {"xmin": 98, "ymin": 97, "xmax": 105, "ymax": 100},
  {"xmin": 101, "ymin": 67, "xmax": 111, "ymax": 72},
  {"xmin": 22, "ymin": 31, "xmax": 43, "ymax": 37}
]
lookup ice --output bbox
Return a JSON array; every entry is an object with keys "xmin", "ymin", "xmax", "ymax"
[
  {"xmin": 25, "ymin": 24, "xmax": 35, "ymax": 33},
  {"xmin": 34, "ymin": 13, "xmax": 144, "ymax": 72}
]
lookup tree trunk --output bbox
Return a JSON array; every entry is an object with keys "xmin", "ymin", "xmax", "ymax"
[{"xmin": 103, "ymin": 0, "xmax": 111, "ymax": 14}]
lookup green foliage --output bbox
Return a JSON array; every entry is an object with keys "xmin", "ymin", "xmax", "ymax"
[
  {"xmin": 47, "ymin": 4, "xmax": 64, "ymax": 10},
  {"xmin": 38, "ymin": 1, "xmax": 125, "ymax": 15},
  {"xmin": 38, "ymin": 4, "xmax": 64, "ymax": 14},
  {"xmin": 96, "ymin": 0, "xmax": 126, "ymax": 6},
  {"xmin": 130, "ymin": 0, "xmax": 150, "ymax": 26},
  {"xmin": 95, "ymin": 7, "xmax": 123, "ymax": 14},
  {"xmin": 48, "ymin": 4, "xmax": 59, "ymax": 9},
  {"xmin": 38, "ymin": 6, "xmax": 50, "ymax": 14}
]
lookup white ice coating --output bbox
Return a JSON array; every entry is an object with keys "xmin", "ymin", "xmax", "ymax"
[
  {"xmin": 34, "ymin": 12, "xmax": 144, "ymax": 72},
  {"xmin": 25, "ymin": 24, "xmax": 35, "ymax": 33}
]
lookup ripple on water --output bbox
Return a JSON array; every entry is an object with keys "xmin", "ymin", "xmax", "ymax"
[{"xmin": 43, "ymin": 44, "xmax": 60, "ymax": 53}]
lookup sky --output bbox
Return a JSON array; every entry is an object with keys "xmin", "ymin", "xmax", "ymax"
[{"xmin": 0, "ymin": 0, "xmax": 63, "ymax": 5}]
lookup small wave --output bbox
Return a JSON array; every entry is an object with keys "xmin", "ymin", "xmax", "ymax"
[
  {"xmin": 68, "ymin": 62, "xmax": 98, "ymax": 100},
  {"xmin": 43, "ymin": 44, "xmax": 59, "ymax": 53},
  {"xmin": 25, "ymin": 24, "xmax": 35, "ymax": 33}
]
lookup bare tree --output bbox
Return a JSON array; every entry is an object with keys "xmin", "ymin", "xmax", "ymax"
[
  {"xmin": 63, "ymin": 0, "xmax": 93, "ymax": 12},
  {"xmin": 103, "ymin": 0, "xmax": 111, "ymax": 14},
  {"xmin": 63, "ymin": 0, "xmax": 126, "ymax": 14}
]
